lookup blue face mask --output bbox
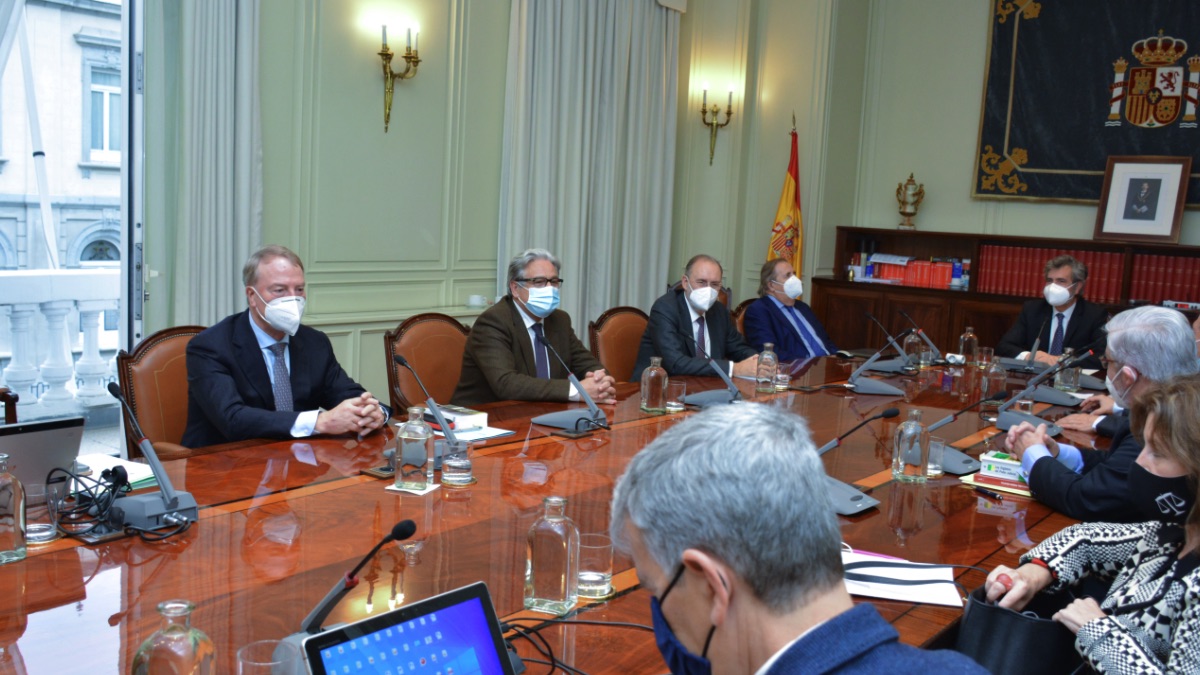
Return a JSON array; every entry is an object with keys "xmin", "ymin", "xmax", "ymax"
[
  {"xmin": 519, "ymin": 285, "xmax": 560, "ymax": 318},
  {"xmin": 651, "ymin": 565, "xmax": 715, "ymax": 675}
]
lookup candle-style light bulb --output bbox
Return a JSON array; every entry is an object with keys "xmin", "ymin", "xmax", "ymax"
[
  {"xmin": 407, "ymin": 28, "xmax": 412, "ymax": 50},
  {"xmin": 382, "ymin": 26, "xmax": 388, "ymax": 47},
  {"xmin": 727, "ymin": 87, "xmax": 733, "ymax": 108},
  {"xmin": 415, "ymin": 30, "xmax": 419, "ymax": 52},
  {"xmin": 702, "ymin": 83, "xmax": 709, "ymax": 108}
]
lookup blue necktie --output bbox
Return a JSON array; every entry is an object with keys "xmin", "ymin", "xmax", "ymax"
[
  {"xmin": 532, "ymin": 323, "xmax": 550, "ymax": 379},
  {"xmin": 1049, "ymin": 312, "xmax": 1065, "ymax": 356},
  {"xmin": 787, "ymin": 305, "xmax": 826, "ymax": 357},
  {"xmin": 268, "ymin": 342, "xmax": 293, "ymax": 411}
]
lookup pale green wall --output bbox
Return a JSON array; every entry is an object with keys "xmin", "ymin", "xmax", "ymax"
[{"xmin": 256, "ymin": 0, "xmax": 510, "ymax": 398}]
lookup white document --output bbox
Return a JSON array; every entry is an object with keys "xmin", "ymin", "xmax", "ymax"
[
  {"xmin": 434, "ymin": 426, "xmax": 515, "ymax": 442},
  {"xmin": 77, "ymin": 453, "xmax": 157, "ymax": 489},
  {"xmin": 841, "ymin": 549, "xmax": 962, "ymax": 607}
]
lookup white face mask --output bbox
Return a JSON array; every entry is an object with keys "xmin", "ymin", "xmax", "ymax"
[
  {"xmin": 1105, "ymin": 367, "xmax": 1136, "ymax": 409},
  {"xmin": 685, "ymin": 281, "xmax": 718, "ymax": 313},
  {"xmin": 252, "ymin": 288, "xmax": 305, "ymax": 336},
  {"xmin": 774, "ymin": 274, "xmax": 803, "ymax": 299},
  {"xmin": 1043, "ymin": 282, "xmax": 1073, "ymax": 307}
]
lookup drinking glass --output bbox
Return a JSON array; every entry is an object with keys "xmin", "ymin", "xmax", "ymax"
[
  {"xmin": 237, "ymin": 639, "xmax": 299, "ymax": 675},
  {"xmin": 577, "ymin": 533, "xmax": 614, "ymax": 598}
]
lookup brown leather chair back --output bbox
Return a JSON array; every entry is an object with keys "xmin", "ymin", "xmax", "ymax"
[
  {"xmin": 588, "ymin": 306, "xmax": 649, "ymax": 383},
  {"xmin": 384, "ymin": 313, "xmax": 471, "ymax": 412},
  {"xmin": 116, "ymin": 325, "xmax": 206, "ymax": 460},
  {"xmin": 731, "ymin": 298, "xmax": 755, "ymax": 337},
  {"xmin": 0, "ymin": 387, "xmax": 18, "ymax": 424}
]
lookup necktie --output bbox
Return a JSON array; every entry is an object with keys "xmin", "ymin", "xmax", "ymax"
[
  {"xmin": 787, "ymin": 305, "xmax": 827, "ymax": 357},
  {"xmin": 532, "ymin": 323, "xmax": 550, "ymax": 379},
  {"xmin": 1049, "ymin": 312, "xmax": 1065, "ymax": 356},
  {"xmin": 268, "ymin": 342, "xmax": 293, "ymax": 412},
  {"xmin": 696, "ymin": 316, "xmax": 707, "ymax": 355}
]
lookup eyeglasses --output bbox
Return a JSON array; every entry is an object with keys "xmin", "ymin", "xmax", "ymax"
[
  {"xmin": 1099, "ymin": 354, "xmax": 1118, "ymax": 369},
  {"xmin": 516, "ymin": 277, "xmax": 564, "ymax": 289}
]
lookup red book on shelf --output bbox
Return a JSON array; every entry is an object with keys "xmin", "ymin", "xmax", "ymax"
[
  {"xmin": 1166, "ymin": 256, "xmax": 1182, "ymax": 303},
  {"xmin": 1002, "ymin": 246, "xmax": 1017, "ymax": 295},
  {"xmin": 1189, "ymin": 257, "xmax": 1200, "ymax": 303},
  {"xmin": 1153, "ymin": 255, "xmax": 1168, "ymax": 304},
  {"xmin": 1104, "ymin": 252, "xmax": 1119, "ymax": 304},
  {"xmin": 1130, "ymin": 254, "xmax": 1150, "ymax": 304},
  {"xmin": 980, "ymin": 245, "xmax": 996, "ymax": 293}
]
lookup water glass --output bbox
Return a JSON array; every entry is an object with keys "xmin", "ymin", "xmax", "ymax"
[
  {"xmin": 237, "ymin": 639, "xmax": 299, "ymax": 675},
  {"xmin": 927, "ymin": 436, "xmax": 946, "ymax": 478},
  {"xmin": 773, "ymin": 373, "xmax": 791, "ymax": 391},
  {"xmin": 918, "ymin": 350, "xmax": 934, "ymax": 369},
  {"xmin": 977, "ymin": 347, "xmax": 994, "ymax": 369},
  {"xmin": 1054, "ymin": 365, "xmax": 1080, "ymax": 392},
  {"xmin": 1015, "ymin": 396, "xmax": 1035, "ymax": 416},
  {"xmin": 577, "ymin": 533, "xmax": 614, "ymax": 598},
  {"xmin": 25, "ymin": 482, "xmax": 64, "ymax": 545},
  {"xmin": 440, "ymin": 441, "xmax": 474, "ymax": 487},
  {"xmin": 665, "ymin": 381, "xmax": 687, "ymax": 413}
]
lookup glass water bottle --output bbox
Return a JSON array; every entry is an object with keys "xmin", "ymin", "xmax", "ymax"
[
  {"xmin": 396, "ymin": 407, "xmax": 435, "ymax": 490},
  {"xmin": 1054, "ymin": 348, "xmax": 1080, "ymax": 392},
  {"xmin": 902, "ymin": 331, "xmax": 924, "ymax": 369},
  {"xmin": 756, "ymin": 343, "xmax": 779, "ymax": 393},
  {"xmin": 640, "ymin": 356, "xmax": 667, "ymax": 414},
  {"xmin": 958, "ymin": 326, "xmax": 979, "ymax": 367},
  {"xmin": 981, "ymin": 359, "xmax": 1008, "ymax": 407},
  {"xmin": 891, "ymin": 409, "xmax": 930, "ymax": 483},
  {"xmin": 0, "ymin": 454, "xmax": 26, "ymax": 565},
  {"xmin": 524, "ymin": 496, "xmax": 580, "ymax": 615},
  {"xmin": 131, "ymin": 599, "xmax": 216, "ymax": 674}
]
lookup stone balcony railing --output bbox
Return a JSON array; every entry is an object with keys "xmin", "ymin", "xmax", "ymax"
[{"xmin": 0, "ymin": 269, "xmax": 121, "ymax": 419}]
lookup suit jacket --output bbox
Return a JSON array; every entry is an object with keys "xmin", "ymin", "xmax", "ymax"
[
  {"xmin": 743, "ymin": 296, "xmax": 837, "ymax": 361},
  {"xmin": 996, "ymin": 297, "xmax": 1108, "ymax": 369},
  {"xmin": 182, "ymin": 311, "xmax": 369, "ymax": 448},
  {"xmin": 451, "ymin": 296, "xmax": 603, "ymax": 407},
  {"xmin": 631, "ymin": 289, "xmax": 757, "ymax": 381},
  {"xmin": 765, "ymin": 603, "xmax": 988, "ymax": 674},
  {"xmin": 1028, "ymin": 415, "xmax": 1142, "ymax": 522}
]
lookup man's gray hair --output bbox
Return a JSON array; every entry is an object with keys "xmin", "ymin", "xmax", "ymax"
[
  {"xmin": 1106, "ymin": 306, "xmax": 1199, "ymax": 382},
  {"xmin": 610, "ymin": 403, "xmax": 843, "ymax": 613},
  {"xmin": 1044, "ymin": 255, "xmax": 1088, "ymax": 284},
  {"xmin": 506, "ymin": 249, "xmax": 561, "ymax": 288},
  {"xmin": 243, "ymin": 245, "xmax": 304, "ymax": 287}
]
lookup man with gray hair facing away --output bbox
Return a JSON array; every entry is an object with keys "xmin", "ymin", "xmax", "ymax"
[
  {"xmin": 610, "ymin": 404, "xmax": 987, "ymax": 674},
  {"xmin": 453, "ymin": 248, "xmax": 616, "ymax": 406},
  {"xmin": 1005, "ymin": 305, "xmax": 1200, "ymax": 521}
]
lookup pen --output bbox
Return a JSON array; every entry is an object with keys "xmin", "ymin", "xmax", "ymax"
[{"xmin": 973, "ymin": 485, "xmax": 1004, "ymax": 501}]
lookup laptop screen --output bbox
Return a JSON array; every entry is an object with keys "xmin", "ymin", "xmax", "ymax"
[
  {"xmin": 0, "ymin": 416, "xmax": 84, "ymax": 491},
  {"xmin": 304, "ymin": 582, "xmax": 514, "ymax": 675}
]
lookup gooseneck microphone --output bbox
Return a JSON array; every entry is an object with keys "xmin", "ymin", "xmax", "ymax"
[
  {"xmin": 898, "ymin": 309, "xmax": 943, "ymax": 362},
  {"xmin": 106, "ymin": 383, "xmax": 200, "ymax": 531},
  {"xmin": 530, "ymin": 333, "xmax": 610, "ymax": 431},
  {"xmin": 300, "ymin": 520, "xmax": 418, "ymax": 634},
  {"xmin": 845, "ymin": 343, "xmax": 908, "ymax": 396},
  {"xmin": 924, "ymin": 392, "xmax": 1008, "ymax": 474},
  {"xmin": 1000, "ymin": 315, "xmax": 1050, "ymax": 372},
  {"xmin": 393, "ymin": 354, "xmax": 463, "ymax": 447},
  {"xmin": 812, "ymin": 407, "xmax": 897, "ymax": 515},
  {"xmin": 995, "ymin": 347, "xmax": 1095, "ymax": 434},
  {"xmin": 676, "ymin": 328, "xmax": 742, "ymax": 407},
  {"xmin": 864, "ymin": 312, "xmax": 915, "ymax": 372}
]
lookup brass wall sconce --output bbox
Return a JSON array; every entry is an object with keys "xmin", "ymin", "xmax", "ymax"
[
  {"xmin": 378, "ymin": 26, "xmax": 421, "ymax": 132},
  {"xmin": 700, "ymin": 86, "xmax": 733, "ymax": 165}
]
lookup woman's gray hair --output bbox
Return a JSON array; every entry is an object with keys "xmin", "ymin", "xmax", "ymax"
[
  {"xmin": 610, "ymin": 403, "xmax": 843, "ymax": 613},
  {"xmin": 1106, "ymin": 306, "xmax": 1199, "ymax": 382},
  {"xmin": 506, "ymin": 249, "xmax": 561, "ymax": 287}
]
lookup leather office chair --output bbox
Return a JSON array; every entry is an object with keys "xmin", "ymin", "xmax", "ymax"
[
  {"xmin": 588, "ymin": 306, "xmax": 649, "ymax": 383},
  {"xmin": 115, "ymin": 325, "xmax": 206, "ymax": 460},
  {"xmin": 0, "ymin": 387, "xmax": 17, "ymax": 424},
  {"xmin": 730, "ymin": 298, "xmax": 755, "ymax": 337},
  {"xmin": 384, "ymin": 313, "xmax": 470, "ymax": 412}
]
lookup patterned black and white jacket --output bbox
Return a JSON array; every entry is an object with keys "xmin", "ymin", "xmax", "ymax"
[{"xmin": 1023, "ymin": 520, "xmax": 1200, "ymax": 674}]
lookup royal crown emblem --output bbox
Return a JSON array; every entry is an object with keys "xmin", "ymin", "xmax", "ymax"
[{"xmin": 1106, "ymin": 30, "xmax": 1199, "ymax": 129}]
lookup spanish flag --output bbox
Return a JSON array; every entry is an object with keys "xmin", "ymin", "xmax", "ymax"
[{"xmin": 767, "ymin": 128, "xmax": 803, "ymax": 274}]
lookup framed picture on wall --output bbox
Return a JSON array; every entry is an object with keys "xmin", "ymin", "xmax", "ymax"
[{"xmin": 1094, "ymin": 156, "xmax": 1191, "ymax": 244}]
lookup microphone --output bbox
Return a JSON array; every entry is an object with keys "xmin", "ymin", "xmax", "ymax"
[
  {"xmin": 298, "ymin": 520, "xmax": 418, "ymax": 634},
  {"xmin": 675, "ymin": 329, "xmax": 742, "ymax": 407},
  {"xmin": 898, "ymin": 309, "xmax": 943, "ymax": 362},
  {"xmin": 924, "ymin": 392, "xmax": 1008, "ymax": 474},
  {"xmin": 864, "ymin": 312, "xmax": 915, "ymax": 372},
  {"xmin": 999, "ymin": 315, "xmax": 1050, "ymax": 372},
  {"xmin": 812, "ymin": 408, "xmax": 897, "ymax": 515},
  {"xmin": 393, "ymin": 354, "xmax": 467, "ymax": 469},
  {"xmin": 106, "ymin": 383, "xmax": 200, "ymax": 531},
  {"xmin": 1024, "ymin": 314, "xmax": 1050, "ymax": 370},
  {"xmin": 995, "ymin": 347, "xmax": 1095, "ymax": 434},
  {"xmin": 529, "ymin": 333, "xmax": 610, "ymax": 431},
  {"xmin": 845, "ymin": 348, "xmax": 906, "ymax": 396}
]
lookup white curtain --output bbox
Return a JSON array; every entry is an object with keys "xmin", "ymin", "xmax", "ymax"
[
  {"xmin": 171, "ymin": 0, "xmax": 262, "ymax": 326},
  {"xmin": 499, "ymin": 0, "xmax": 680, "ymax": 325}
]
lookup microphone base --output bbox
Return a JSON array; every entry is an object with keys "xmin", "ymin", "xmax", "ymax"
[
  {"xmin": 1032, "ymin": 385, "xmax": 1081, "ymax": 407},
  {"xmin": 847, "ymin": 377, "xmax": 905, "ymax": 396},
  {"xmin": 279, "ymin": 627, "xmax": 340, "ymax": 675},
  {"xmin": 939, "ymin": 447, "xmax": 981, "ymax": 475},
  {"xmin": 825, "ymin": 475, "xmax": 880, "ymax": 515},
  {"xmin": 531, "ymin": 409, "xmax": 608, "ymax": 431},
  {"xmin": 865, "ymin": 358, "xmax": 913, "ymax": 374},
  {"xmin": 997, "ymin": 357, "xmax": 1048, "ymax": 373},
  {"xmin": 996, "ymin": 410, "xmax": 1062, "ymax": 436},
  {"xmin": 682, "ymin": 389, "xmax": 738, "ymax": 407},
  {"xmin": 117, "ymin": 491, "xmax": 199, "ymax": 532},
  {"xmin": 1078, "ymin": 373, "xmax": 1105, "ymax": 391}
]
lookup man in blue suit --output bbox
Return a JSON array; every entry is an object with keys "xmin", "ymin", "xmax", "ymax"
[
  {"xmin": 743, "ymin": 259, "xmax": 836, "ymax": 361},
  {"xmin": 182, "ymin": 245, "xmax": 388, "ymax": 448}
]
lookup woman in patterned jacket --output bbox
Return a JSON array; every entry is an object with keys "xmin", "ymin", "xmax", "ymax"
[{"xmin": 984, "ymin": 373, "xmax": 1200, "ymax": 674}]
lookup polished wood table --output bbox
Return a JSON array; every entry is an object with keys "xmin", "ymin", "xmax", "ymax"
[{"xmin": 0, "ymin": 359, "xmax": 1082, "ymax": 673}]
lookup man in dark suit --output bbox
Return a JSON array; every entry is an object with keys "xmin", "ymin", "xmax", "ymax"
[
  {"xmin": 743, "ymin": 259, "xmax": 836, "ymax": 361},
  {"xmin": 182, "ymin": 245, "xmax": 388, "ymax": 448},
  {"xmin": 996, "ymin": 254, "xmax": 1107, "ymax": 370},
  {"xmin": 632, "ymin": 254, "xmax": 758, "ymax": 381},
  {"xmin": 452, "ymin": 249, "xmax": 616, "ymax": 407}
]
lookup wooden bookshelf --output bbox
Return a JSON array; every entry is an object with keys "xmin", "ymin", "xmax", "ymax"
[{"xmin": 811, "ymin": 226, "xmax": 1200, "ymax": 351}]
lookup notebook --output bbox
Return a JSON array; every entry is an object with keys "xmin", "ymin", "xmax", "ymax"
[
  {"xmin": 303, "ymin": 581, "xmax": 516, "ymax": 675},
  {"xmin": 0, "ymin": 416, "xmax": 85, "ymax": 496}
]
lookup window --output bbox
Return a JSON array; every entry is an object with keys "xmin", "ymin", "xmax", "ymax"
[
  {"xmin": 75, "ymin": 27, "xmax": 121, "ymax": 168},
  {"xmin": 89, "ymin": 70, "xmax": 121, "ymax": 162}
]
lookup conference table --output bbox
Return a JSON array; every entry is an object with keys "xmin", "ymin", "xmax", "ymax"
[{"xmin": 0, "ymin": 357, "xmax": 1089, "ymax": 673}]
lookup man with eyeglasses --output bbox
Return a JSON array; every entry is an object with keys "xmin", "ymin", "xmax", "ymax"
[
  {"xmin": 610, "ymin": 404, "xmax": 988, "ymax": 674},
  {"xmin": 452, "ymin": 248, "xmax": 616, "ymax": 407},
  {"xmin": 1004, "ymin": 306, "xmax": 1199, "ymax": 522},
  {"xmin": 632, "ymin": 254, "xmax": 759, "ymax": 381},
  {"xmin": 996, "ymin": 254, "xmax": 1107, "ymax": 369}
]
